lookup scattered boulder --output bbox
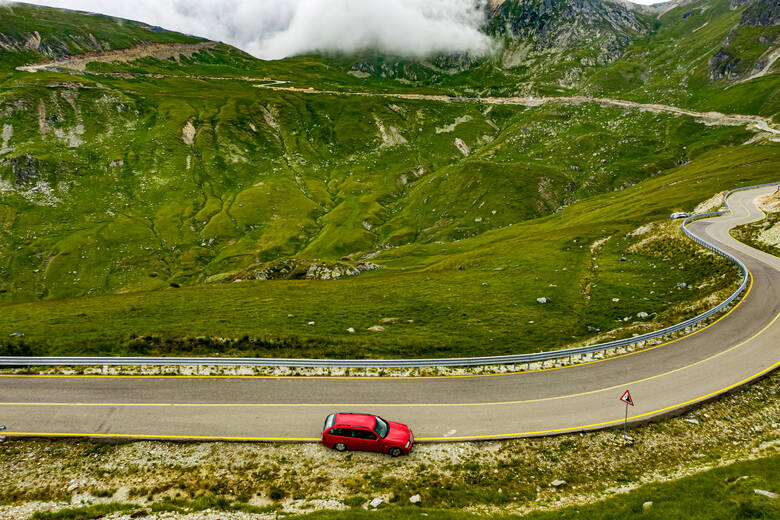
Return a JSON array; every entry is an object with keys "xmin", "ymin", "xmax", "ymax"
[
  {"xmin": 669, "ymin": 212, "xmax": 690, "ymax": 219},
  {"xmin": 637, "ymin": 312, "xmax": 649, "ymax": 319},
  {"xmin": 677, "ymin": 282, "xmax": 688, "ymax": 289},
  {"xmin": 755, "ymin": 489, "xmax": 779, "ymax": 498},
  {"xmin": 409, "ymin": 494, "xmax": 422, "ymax": 504},
  {"xmin": 346, "ymin": 327, "xmax": 355, "ymax": 333},
  {"xmin": 550, "ymin": 479, "xmax": 567, "ymax": 488},
  {"xmin": 380, "ymin": 317, "xmax": 400, "ymax": 324},
  {"xmin": 67, "ymin": 482, "xmax": 78, "ymax": 492},
  {"xmin": 369, "ymin": 497, "xmax": 383, "ymax": 508},
  {"xmin": 643, "ymin": 501, "xmax": 653, "ymax": 510},
  {"xmin": 130, "ymin": 511, "xmax": 150, "ymax": 518},
  {"xmin": 537, "ymin": 297, "xmax": 550, "ymax": 304},
  {"xmin": 612, "ymin": 298, "xmax": 620, "ymax": 303},
  {"xmin": 2, "ymin": 153, "xmax": 39, "ymax": 186},
  {"xmin": 684, "ymin": 418, "xmax": 700, "ymax": 425},
  {"xmin": 618, "ymin": 257, "xmax": 627, "ymax": 262},
  {"xmin": 307, "ymin": 321, "xmax": 315, "ymax": 326},
  {"xmin": 368, "ymin": 325, "xmax": 385, "ymax": 332}
]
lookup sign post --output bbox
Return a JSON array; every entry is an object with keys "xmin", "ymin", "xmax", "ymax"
[{"xmin": 619, "ymin": 390, "xmax": 634, "ymax": 438}]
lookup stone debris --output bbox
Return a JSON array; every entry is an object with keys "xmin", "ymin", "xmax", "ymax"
[
  {"xmin": 346, "ymin": 327, "xmax": 355, "ymax": 333},
  {"xmin": 755, "ymin": 489, "xmax": 779, "ymax": 499},
  {"xmin": 537, "ymin": 297, "xmax": 550, "ymax": 304},
  {"xmin": 643, "ymin": 501, "xmax": 653, "ymax": 510},
  {"xmin": 409, "ymin": 494, "xmax": 422, "ymax": 504},
  {"xmin": 637, "ymin": 312, "xmax": 649, "ymax": 319},
  {"xmin": 181, "ymin": 120, "xmax": 196, "ymax": 145},
  {"xmin": 550, "ymin": 479, "xmax": 566, "ymax": 488},
  {"xmin": 368, "ymin": 325, "xmax": 385, "ymax": 332},
  {"xmin": 684, "ymin": 418, "xmax": 700, "ymax": 425},
  {"xmin": 454, "ymin": 137, "xmax": 470, "ymax": 156},
  {"xmin": 369, "ymin": 497, "xmax": 383, "ymax": 508}
]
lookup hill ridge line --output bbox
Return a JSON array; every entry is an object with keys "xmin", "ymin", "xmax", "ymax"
[{"xmin": 15, "ymin": 41, "xmax": 218, "ymax": 73}]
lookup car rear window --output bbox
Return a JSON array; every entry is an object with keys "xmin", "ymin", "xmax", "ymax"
[{"xmin": 323, "ymin": 414, "xmax": 336, "ymax": 432}]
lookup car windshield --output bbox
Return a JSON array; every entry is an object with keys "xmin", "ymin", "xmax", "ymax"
[{"xmin": 374, "ymin": 416, "xmax": 389, "ymax": 438}]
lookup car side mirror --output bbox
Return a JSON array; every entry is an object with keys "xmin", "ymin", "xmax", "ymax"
[{"xmin": 0, "ymin": 425, "xmax": 5, "ymax": 431}]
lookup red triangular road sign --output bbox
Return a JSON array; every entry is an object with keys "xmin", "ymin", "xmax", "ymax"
[{"xmin": 620, "ymin": 390, "xmax": 634, "ymax": 406}]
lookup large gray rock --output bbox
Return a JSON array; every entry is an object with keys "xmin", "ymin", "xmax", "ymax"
[
  {"xmin": 409, "ymin": 494, "xmax": 422, "ymax": 504},
  {"xmin": 369, "ymin": 497, "xmax": 383, "ymax": 508},
  {"xmin": 537, "ymin": 297, "xmax": 551, "ymax": 304}
]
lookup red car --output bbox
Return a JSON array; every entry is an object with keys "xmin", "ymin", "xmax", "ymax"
[{"xmin": 321, "ymin": 413, "xmax": 414, "ymax": 457}]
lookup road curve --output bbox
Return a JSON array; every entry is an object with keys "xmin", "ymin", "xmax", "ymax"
[{"xmin": 1, "ymin": 187, "xmax": 778, "ymax": 442}]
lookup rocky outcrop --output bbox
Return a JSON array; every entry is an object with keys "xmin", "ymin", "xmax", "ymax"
[
  {"xmin": 709, "ymin": 0, "xmax": 779, "ymax": 80},
  {"xmin": 739, "ymin": 0, "xmax": 780, "ymax": 26},
  {"xmin": 708, "ymin": 49, "xmax": 741, "ymax": 80},
  {"xmin": 1, "ymin": 154, "xmax": 39, "ymax": 186},
  {"xmin": 488, "ymin": 0, "xmax": 648, "ymax": 59},
  {"xmin": 349, "ymin": 54, "xmax": 477, "ymax": 82},
  {"xmin": 229, "ymin": 259, "xmax": 381, "ymax": 282}
]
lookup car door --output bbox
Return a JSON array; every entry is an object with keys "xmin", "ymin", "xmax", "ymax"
[{"xmin": 353, "ymin": 428, "xmax": 381, "ymax": 452}]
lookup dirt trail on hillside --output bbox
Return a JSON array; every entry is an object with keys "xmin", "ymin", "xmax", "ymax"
[
  {"xmin": 15, "ymin": 49, "xmax": 779, "ymax": 136},
  {"xmin": 16, "ymin": 41, "xmax": 218, "ymax": 72},
  {"xmin": 256, "ymin": 83, "xmax": 780, "ymax": 136}
]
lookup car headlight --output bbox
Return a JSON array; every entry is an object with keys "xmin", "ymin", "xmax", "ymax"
[{"xmin": 404, "ymin": 439, "xmax": 411, "ymax": 449}]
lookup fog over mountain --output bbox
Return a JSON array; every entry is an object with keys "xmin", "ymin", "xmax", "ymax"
[{"xmin": 14, "ymin": 0, "xmax": 500, "ymax": 59}]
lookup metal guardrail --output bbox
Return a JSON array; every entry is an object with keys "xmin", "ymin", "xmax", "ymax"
[{"xmin": 1, "ymin": 183, "xmax": 778, "ymax": 370}]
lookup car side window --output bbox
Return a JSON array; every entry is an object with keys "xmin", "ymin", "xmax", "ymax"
[
  {"xmin": 329, "ymin": 428, "xmax": 345, "ymax": 437},
  {"xmin": 355, "ymin": 429, "xmax": 377, "ymax": 440}
]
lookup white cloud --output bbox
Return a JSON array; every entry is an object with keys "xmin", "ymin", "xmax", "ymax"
[{"xmin": 17, "ymin": 0, "xmax": 495, "ymax": 60}]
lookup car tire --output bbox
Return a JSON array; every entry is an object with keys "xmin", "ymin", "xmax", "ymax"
[
  {"xmin": 389, "ymin": 447, "xmax": 402, "ymax": 457},
  {"xmin": 335, "ymin": 442, "xmax": 347, "ymax": 452}
]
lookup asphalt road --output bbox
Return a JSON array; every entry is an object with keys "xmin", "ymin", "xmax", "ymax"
[{"xmin": 1, "ymin": 187, "xmax": 778, "ymax": 442}]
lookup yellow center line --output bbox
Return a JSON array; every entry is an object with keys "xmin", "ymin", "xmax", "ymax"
[{"xmin": 5, "ymin": 351, "xmax": 779, "ymax": 443}]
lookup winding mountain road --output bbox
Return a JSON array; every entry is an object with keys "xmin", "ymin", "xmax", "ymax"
[{"xmin": 1, "ymin": 187, "xmax": 778, "ymax": 442}]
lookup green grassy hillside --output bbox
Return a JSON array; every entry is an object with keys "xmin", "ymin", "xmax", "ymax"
[{"xmin": 0, "ymin": 0, "xmax": 777, "ymax": 358}]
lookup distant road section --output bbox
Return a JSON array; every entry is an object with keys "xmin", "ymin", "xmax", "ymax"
[{"xmin": 0, "ymin": 187, "xmax": 778, "ymax": 442}]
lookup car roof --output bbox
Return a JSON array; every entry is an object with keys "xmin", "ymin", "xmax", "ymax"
[{"xmin": 333, "ymin": 413, "xmax": 376, "ymax": 428}]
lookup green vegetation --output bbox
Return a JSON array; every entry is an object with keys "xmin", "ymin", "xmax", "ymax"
[
  {"xmin": 28, "ymin": 455, "xmax": 780, "ymax": 519},
  {"xmin": 276, "ymin": 452, "xmax": 780, "ymax": 519},
  {"xmin": 0, "ymin": 1, "xmax": 777, "ymax": 358},
  {"xmin": 731, "ymin": 208, "xmax": 779, "ymax": 255}
]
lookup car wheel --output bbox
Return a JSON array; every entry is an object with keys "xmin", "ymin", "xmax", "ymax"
[
  {"xmin": 389, "ymin": 447, "xmax": 402, "ymax": 457},
  {"xmin": 335, "ymin": 442, "xmax": 347, "ymax": 452}
]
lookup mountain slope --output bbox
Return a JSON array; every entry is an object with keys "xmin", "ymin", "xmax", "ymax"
[{"xmin": 0, "ymin": 0, "xmax": 778, "ymax": 357}]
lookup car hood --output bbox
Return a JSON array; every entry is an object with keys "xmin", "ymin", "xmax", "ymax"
[{"xmin": 385, "ymin": 421, "xmax": 412, "ymax": 444}]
